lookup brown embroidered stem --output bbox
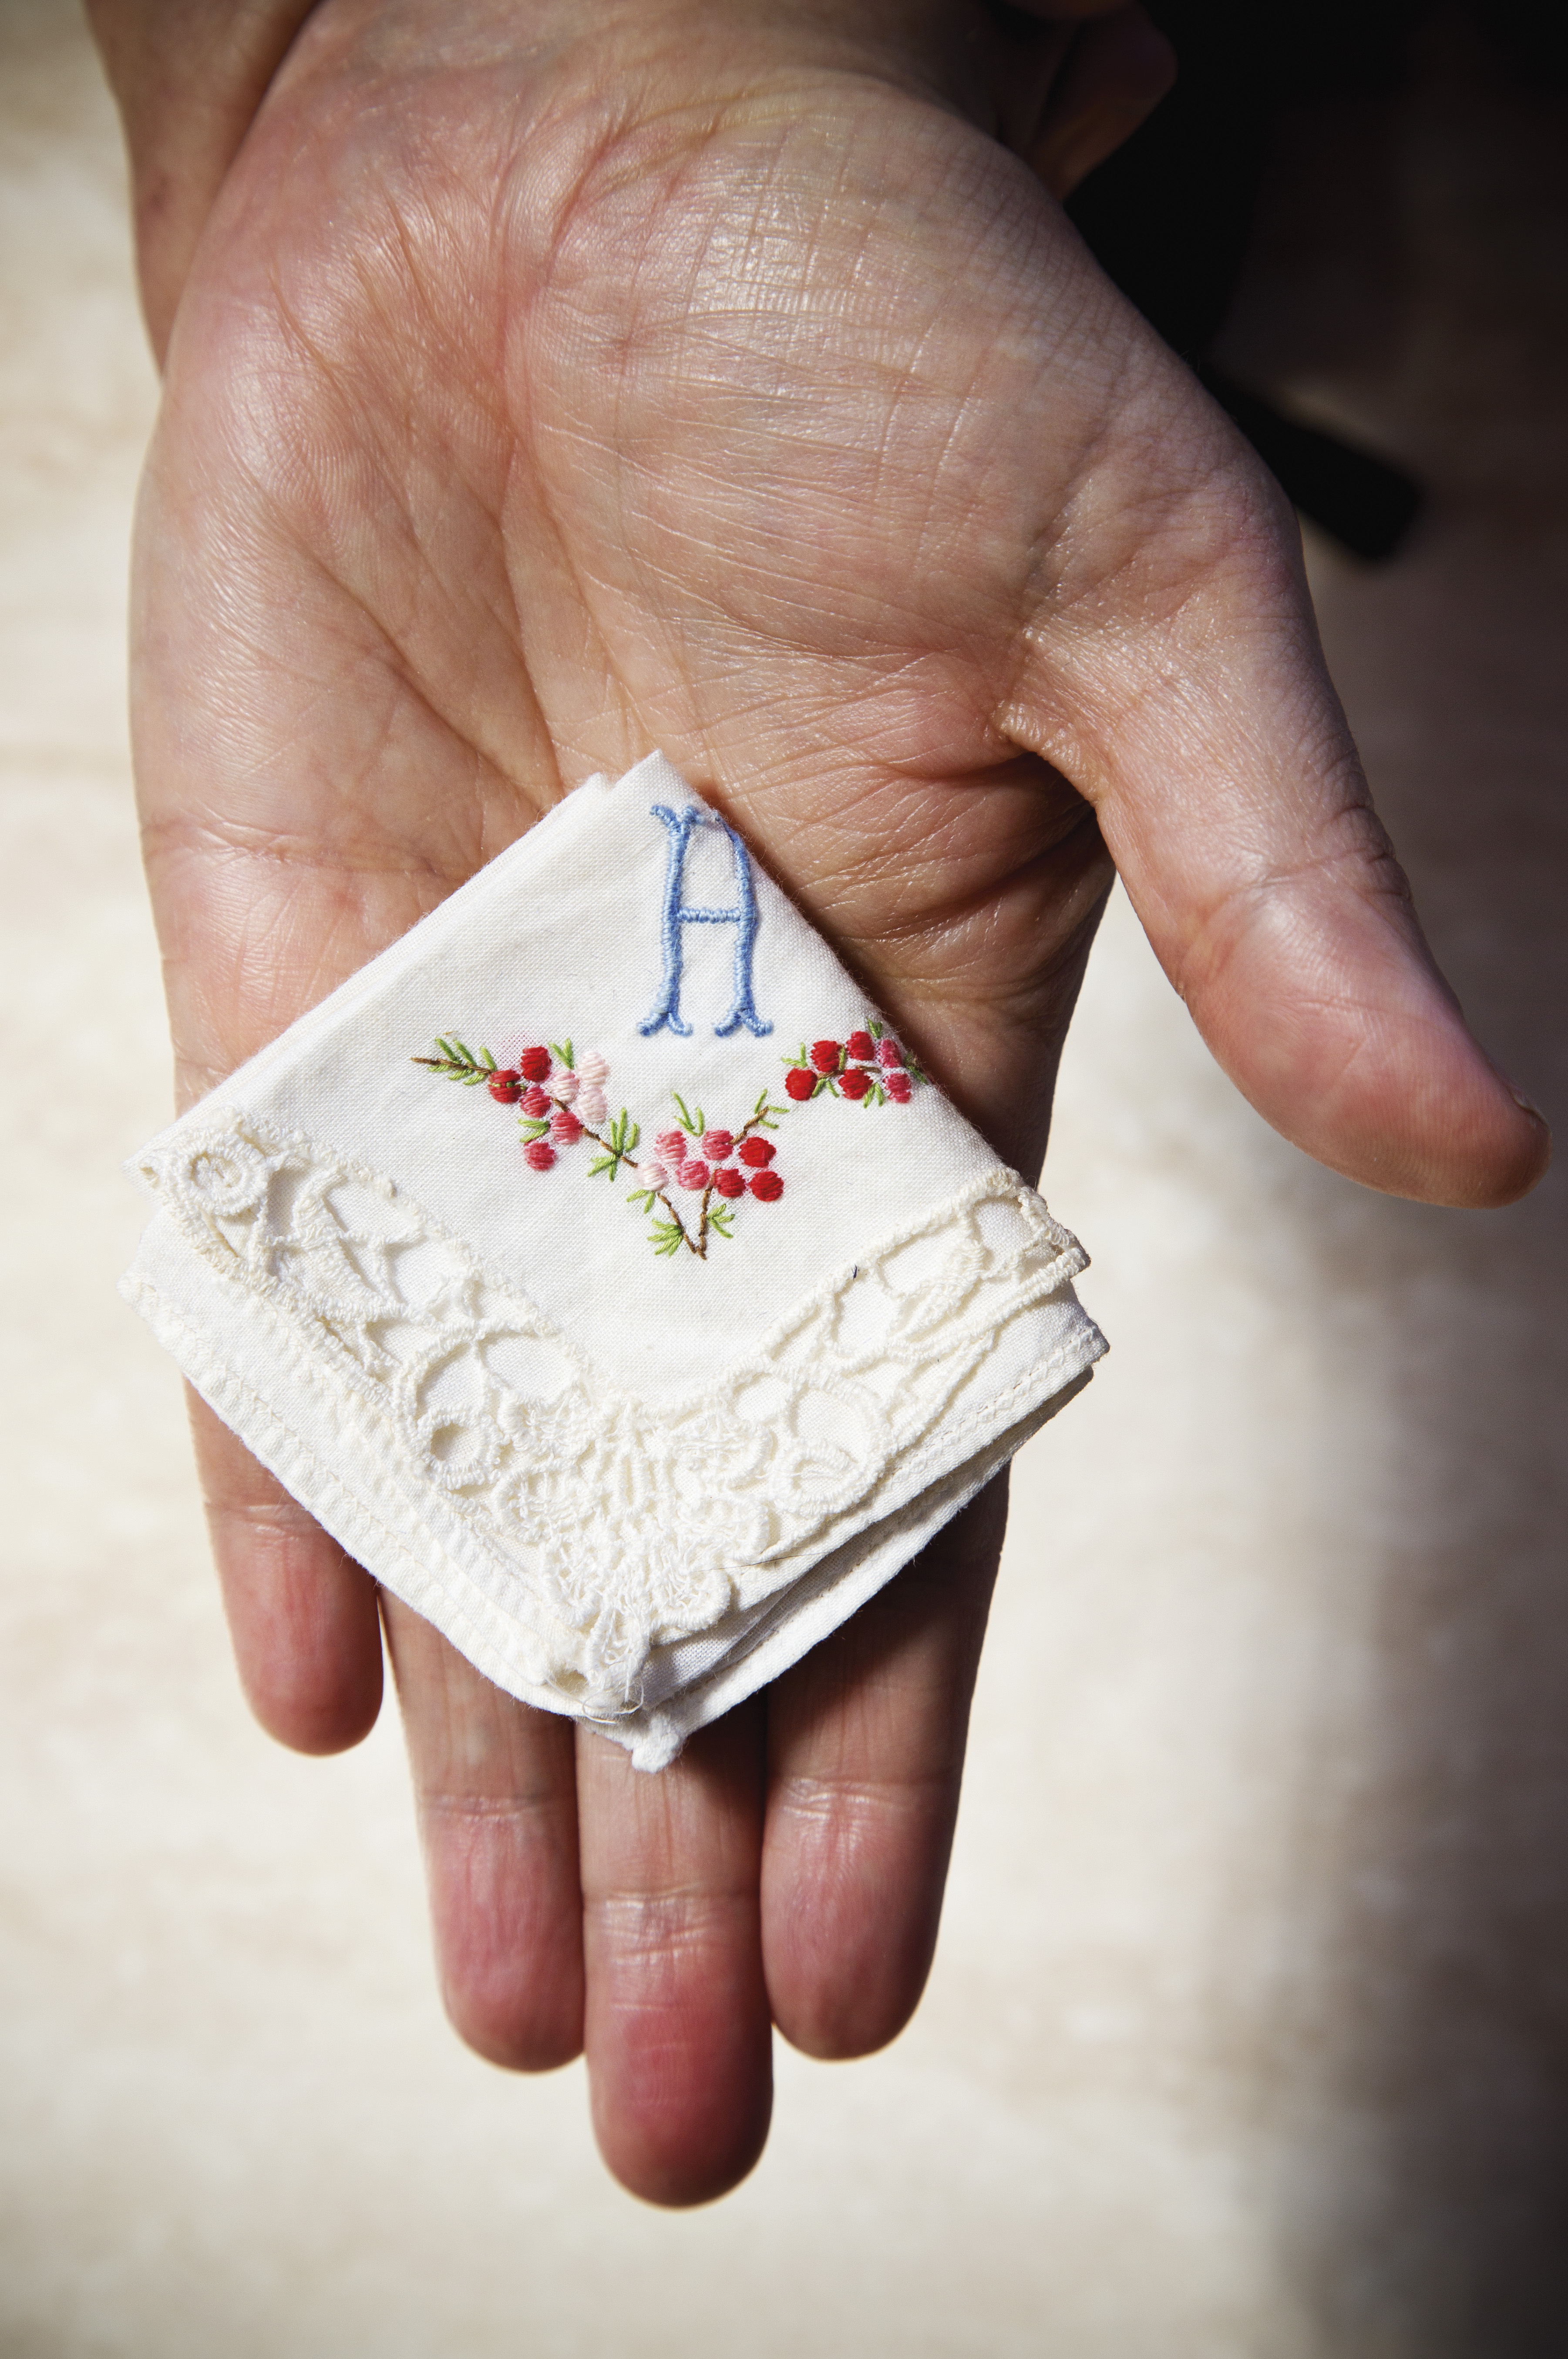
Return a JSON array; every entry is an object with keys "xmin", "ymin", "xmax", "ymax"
[
  {"xmin": 411, "ymin": 1038, "xmax": 496, "ymax": 1084},
  {"xmin": 651, "ymin": 1184, "xmax": 701, "ymax": 1259}
]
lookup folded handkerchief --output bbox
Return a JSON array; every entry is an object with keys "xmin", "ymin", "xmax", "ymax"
[{"xmin": 122, "ymin": 753, "xmax": 1105, "ymax": 1768}]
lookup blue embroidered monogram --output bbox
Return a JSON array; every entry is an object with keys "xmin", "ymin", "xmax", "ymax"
[{"xmin": 639, "ymin": 803, "xmax": 772, "ymax": 1040}]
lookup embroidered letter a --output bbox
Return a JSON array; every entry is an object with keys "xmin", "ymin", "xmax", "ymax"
[{"xmin": 639, "ymin": 805, "xmax": 772, "ymax": 1040}]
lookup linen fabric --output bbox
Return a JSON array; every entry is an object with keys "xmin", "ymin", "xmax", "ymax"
[{"xmin": 122, "ymin": 754, "xmax": 1106, "ymax": 1768}]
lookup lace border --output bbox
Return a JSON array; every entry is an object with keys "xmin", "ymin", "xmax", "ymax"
[{"xmin": 134, "ymin": 1115, "xmax": 1091, "ymax": 1693}]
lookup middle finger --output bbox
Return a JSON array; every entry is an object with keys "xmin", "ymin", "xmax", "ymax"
[{"xmin": 576, "ymin": 1702, "xmax": 772, "ymax": 2206}]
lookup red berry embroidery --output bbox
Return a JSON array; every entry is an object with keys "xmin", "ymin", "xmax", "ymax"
[
  {"xmin": 784, "ymin": 1067, "xmax": 816, "ymax": 1102},
  {"xmin": 810, "ymin": 1040, "xmax": 842, "ymax": 1074},
  {"xmin": 522, "ymin": 1084, "xmax": 550, "ymax": 1117},
  {"xmin": 877, "ymin": 1039, "xmax": 904, "ymax": 1069},
  {"xmin": 701, "ymin": 1128, "xmax": 734, "ymax": 1162},
  {"xmin": 655, "ymin": 1127, "xmax": 687, "ymax": 1165},
  {"xmin": 846, "ymin": 1030, "xmax": 875, "ymax": 1062},
  {"xmin": 488, "ymin": 1070, "xmax": 522, "ymax": 1103},
  {"xmin": 749, "ymin": 1168, "xmax": 784, "ymax": 1202},
  {"xmin": 525, "ymin": 1141, "xmax": 556, "ymax": 1172},
  {"xmin": 518, "ymin": 1046, "xmax": 552, "ymax": 1083},
  {"xmin": 713, "ymin": 1164, "xmax": 745, "ymax": 1199},
  {"xmin": 885, "ymin": 1070, "xmax": 913, "ymax": 1103},
  {"xmin": 678, "ymin": 1158, "xmax": 710, "ymax": 1191},
  {"xmin": 550, "ymin": 1109, "xmax": 582, "ymax": 1145},
  {"xmin": 838, "ymin": 1067, "xmax": 871, "ymax": 1100},
  {"xmin": 738, "ymin": 1137, "xmax": 775, "ymax": 1167}
]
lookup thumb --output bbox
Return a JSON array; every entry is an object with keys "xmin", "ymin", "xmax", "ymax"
[{"xmin": 1004, "ymin": 361, "xmax": 1547, "ymax": 1208}]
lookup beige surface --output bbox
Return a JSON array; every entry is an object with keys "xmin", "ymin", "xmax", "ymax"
[{"xmin": 2, "ymin": 6, "xmax": 1565, "ymax": 2353}]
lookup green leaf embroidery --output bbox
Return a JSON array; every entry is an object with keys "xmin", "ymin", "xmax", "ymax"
[{"xmin": 414, "ymin": 1035, "xmax": 507, "ymax": 1083}]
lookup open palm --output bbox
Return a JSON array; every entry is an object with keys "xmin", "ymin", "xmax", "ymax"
[{"xmin": 117, "ymin": 0, "xmax": 1543, "ymax": 2203}]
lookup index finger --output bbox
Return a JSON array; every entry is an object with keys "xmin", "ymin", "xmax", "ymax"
[{"xmin": 188, "ymin": 1391, "xmax": 384, "ymax": 1754}]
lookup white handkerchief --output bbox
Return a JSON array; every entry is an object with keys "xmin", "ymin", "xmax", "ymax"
[{"xmin": 122, "ymin": 754, "xmax": 1105, "ymax": 1768}]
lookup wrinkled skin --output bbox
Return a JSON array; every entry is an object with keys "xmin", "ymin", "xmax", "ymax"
[{"xmin": 94, "ymin": 0, "xmax": 1545, "ymax": 2207}]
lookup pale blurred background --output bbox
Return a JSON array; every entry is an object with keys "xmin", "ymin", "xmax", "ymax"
[{"xmin": 2, "ymin": 4, "xmax": 1565, "ymax": 2353}]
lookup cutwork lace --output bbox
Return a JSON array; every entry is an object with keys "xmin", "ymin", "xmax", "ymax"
[{"xmin": 135, "ymin": 1118, "xmax": 1086, "ymax": 1699}]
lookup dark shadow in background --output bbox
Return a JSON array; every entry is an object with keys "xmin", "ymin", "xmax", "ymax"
[
  {"xmin": 1074, "ymin": 8, "xmax": 1568, "ymax": 2350},
  {"xmin": 1068, "ymin": 0, "xmax": 1567, "ymax": 558}
]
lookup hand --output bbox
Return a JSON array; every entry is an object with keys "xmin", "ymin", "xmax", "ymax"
[{"xmin": 99, "ymin": 0, "xmax": 1545, "ymax": 2205}]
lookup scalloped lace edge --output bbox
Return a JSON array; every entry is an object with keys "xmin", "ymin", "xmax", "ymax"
[{"xmin": 128, "ymin": 1114, "xmax": 1102, "ymax": 1709}]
